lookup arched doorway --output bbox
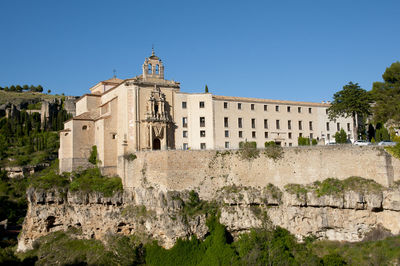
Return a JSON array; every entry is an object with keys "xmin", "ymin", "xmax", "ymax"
[{"xmin": 153, "ymin": 138, "xmax": 161, "ymax": 150}]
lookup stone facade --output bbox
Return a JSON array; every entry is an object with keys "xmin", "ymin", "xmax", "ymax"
[{"xmin": 59, "ymin": 51, "xmax": 354, "ymax": 175}]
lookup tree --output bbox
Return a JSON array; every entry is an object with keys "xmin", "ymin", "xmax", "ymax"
[
  {"xmin": 205, "ymin": 84, "xmax": 209, "ymax": 93},
  {"xmin": 370, "ymin": 61, "xmax": 400, "ymax": 124},
  {"xmin": 36, "ymin": 85, "xmax": 43, "ymax": 92},
  {"xmin": 47, "ymin": 89, "xmax": 51, "ymax": 94},
  {"xmin": 328, "ymin": 82, "xmax": 371, "ymax": 141},
  {"xmin": 22, "ymin": 84, "xmax": 29, "ymax": 91},
  {"xmin": 335, "ymin": 128, "xmax": 347, "ymax": 143}
]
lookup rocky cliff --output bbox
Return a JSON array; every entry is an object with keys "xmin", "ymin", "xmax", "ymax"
[{"xmin": 18, "ymin": 181, "xmax": 400, "ymax": 252}]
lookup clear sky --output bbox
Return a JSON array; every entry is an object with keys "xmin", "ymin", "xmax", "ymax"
[{"xmin": 0, "ymin": 0, "xmax": 399, "ymax": 102}]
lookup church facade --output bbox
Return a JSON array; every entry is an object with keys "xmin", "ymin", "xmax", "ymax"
[{"xmin": 59, "ymin": 51, "xmax": 353, "ymax": 175}]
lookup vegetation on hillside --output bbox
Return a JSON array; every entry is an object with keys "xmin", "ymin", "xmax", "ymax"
[
  {"xmin": 0, "ymin": 90, "xmax": 63, "ymax": 106},
  {"xmin": 5, "ymin": 215, "xmax": 400, "ymax": 265}
]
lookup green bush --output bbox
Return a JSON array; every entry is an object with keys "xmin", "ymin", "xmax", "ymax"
[
  {"xmin": 264, "ymin": 141, "xmax": 276, "ymax": 147},
  {"xmin": 335, "ymin": 129, "xmax": 348, "ymax": 143},
  {"xmin": 264, "ymin": 145, "xmax": 284, "ymax": 161},
  {"xmin": 239, "ymin": 141, "xmax": 257, "ymax": 149},
  {"xmin": 298, "ymin": 136, "xmax": 310, "ymax": 146},
  {"xmin": 312, "ymin": 139, "xmax": 318, "ymax": 145},
  {"xmin": 375, "ymin": 127, "xmax": 390, "ymax": 142},
  {"xmin": 238, "ymin": 141, "xmax": 259, "ymax": 160},
  {"xmin": 88, "ymin": 145, "xmax": 98, "ymax": 165},
  {"xmin": 69, "ymin": 168, "xmax": 122, "ymax": 197},
  {"xmin": 386, "ymin": 142, "xmax": 400, "ymax": 159}
]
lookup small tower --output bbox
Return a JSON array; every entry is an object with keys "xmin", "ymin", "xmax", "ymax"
[{"xmin": 142, "ymin": 48, "xmax": 165, "ymax": 80}]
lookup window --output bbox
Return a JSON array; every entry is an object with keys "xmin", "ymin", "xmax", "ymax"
[
  {"xmin": 182, "ymin": 117, "xmax": 188, "ymax": 128},
  {"xmin": 82, "ymin": 125, "xmax": 87, "ymax": 130},
  {"xmin": 238, "ymin": 118, "xmax": 243, "ymax": 128},
  {"xmin": 199, "ymin": 101, "xmax": 205, "ymax": 108},
  {"xmin": 200, "ymin": 130, "xmax": 206, "ymax": 137},
  {"xmin": 327, "ymin": 133, "xmax": 330, "ymax": 140},
  {"xmin": 287, "ymin": 106, "xmax": 291, "ymax": 112},
  {"xmin": 288, "ymin": 120, "xmax": 292, "ymax": 130},
  {"xmin": 183, "ymin": 143, "xmax": 188, "ymax": 150},
  {"xmin": 251, "ymin": 118, "xmax": 256, "ymax": 129},
  {"xmin": 225, "ymin": 130, "xmax": 229, "ymax": 138},
  {"xmin": 224, "ymin": 102, "xmax": 228, "ymax": 109},
  {"xmin": 337, "ymin": 122, "xmax": 340, "ymax": 131},
  {"xmin": 275, "ymin": 105, "xmax": 279, "ymax": 112},
  {"xmin": 347, "ymin": 123, "xmax": 351, "ymax": 131},
  {"xmin": 200, "ymin": 143, "xmax": 206, "ymax": 149},
  {"xmin": 309, "ymin": 121, "xmax": 313, "ymax": 130},
  {"xmin": 326, "ymin": 109, "xmax": 328, "ymax": 115},
  {"xmin": 298, "ymin": 107, "xmax": 302, "ymax": 113},
  {"xmin": 288, "ymin": 132, "xmax": 292, "ymax": 139},
  {"xmin": 265, "ymin": 132, "xmax": 268, "ymax": 138},
  {"xmin": 252, "ymin": 131, "xmax": 256, "ymax": 138},
  {"xmin": 200, "ymin": 117, "xmax": 205, "ymax": 127},
  {"xmin": 238, "ymin": 103, "xmax": 242, "ymax": 110},
  {"xmin": 225, "ymin": 142, "xmax": 230, "ymax": 149},
  {"xmin": 264, "ymin": 119, "xmax": 268, "ymax": 129},
  {"xmin": 251, "ymin": 104, "xmax": 255, "ymax": 110},
  {"xmin": 224, "ymin": 117, "xmax": 229, "ymax": 127},
  {"xmin": 276, "ymin": 120, "xmax": 280, "ymax": 130},
  {"xmin": 182, "ymin": 101, "xmax": 187, "ymax": 109},
  {"xmin": 264, "ymin": 105, "xmax": 268, "ymax": 111},
  {"xmin": 310, "ymin": 133, "xmax": 313, "ymax": 139},
  {"xmin": 326, "ymin": 122, "xmax": 330, "ymax": 131},
  {"xmin": 289, "ymin": 143, "xmax": 292, "ymax": 147},
  {"xmin": 112, "ymin": 134, "xmax": 116, "ymax": 139},
  {"xmin": 183, "ymin": 131, "xmax": 188, "ymax": 138},
  {"xmin": 299, "ymin": 133, "xmax": 303, "ymax": 137},
  {"xmin": 308, "ymin": 107, "xmax": 312, "ymax": 114},
  {"xmin": 298, "ymin": 121, "xmax": 303, "ymax": 130},
  {"xmin": 239, "ymin": 131, "xmax": 243, "ymax": 138}
]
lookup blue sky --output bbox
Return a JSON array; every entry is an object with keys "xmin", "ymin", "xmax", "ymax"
[{"xmin": 0, "ymin": 0, "xmax": 399, "ymax": 102}]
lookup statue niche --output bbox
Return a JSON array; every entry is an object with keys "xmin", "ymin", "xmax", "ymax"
[{"xmin": 144, "ymin": 85, "xmax": 172, "ymax": 150}]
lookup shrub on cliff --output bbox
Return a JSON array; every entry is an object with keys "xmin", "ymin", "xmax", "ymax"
[
  {"xmin": 238, "ymin": 141, "xmax": 259, "ymax": 160},
  {"xmin": 69, "ymin": 168, "xmax": 122, "ymax": 197},
  {"xmin": 385, "ymin": 142, "xmax": 400, "ymax": 159}
]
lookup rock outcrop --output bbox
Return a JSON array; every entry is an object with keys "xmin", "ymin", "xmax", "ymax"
[{"xmin": 17, "ymin": 185, "xmax": 400, "ymax": 252}]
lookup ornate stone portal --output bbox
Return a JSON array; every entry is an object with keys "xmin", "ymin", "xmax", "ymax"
[{"xmin": 144, "ymin": 85, "xmax": 172, "ymax": 150}]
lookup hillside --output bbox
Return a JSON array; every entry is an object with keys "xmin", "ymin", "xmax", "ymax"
[{"xmin": 0, "ymin": 90, "xmax": 65, "ymax": 106}]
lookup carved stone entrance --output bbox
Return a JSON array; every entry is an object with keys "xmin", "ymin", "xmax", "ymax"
[{"xmin": 153, "ymin": 138, "xmax": 161, "ymax": 150}]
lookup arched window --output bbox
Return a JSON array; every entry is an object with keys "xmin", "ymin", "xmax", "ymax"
[
  {"xmin": 156, "ymin": 64, "xmax": 159, "ymax": 74},
  {"xmin": 82, "ymin": 125, "xmax": 87, "ymax": 130},
  {"xmin": 148, "ymin": 63, "xmax": 152, "ymax": 74}
]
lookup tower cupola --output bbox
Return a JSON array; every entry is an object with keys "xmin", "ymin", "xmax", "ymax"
[{"xmin": 142, "ymin": 48, "xmax": 165, "ymax": 80}]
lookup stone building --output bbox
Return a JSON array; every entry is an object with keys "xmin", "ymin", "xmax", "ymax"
[{"xmin": 59, "ymin": 50, "xmax": 353, "ymax": 174}]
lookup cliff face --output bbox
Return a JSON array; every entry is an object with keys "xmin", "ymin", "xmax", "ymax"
[{"xmin": 18, "ymin": 184, "xmax": 400, "ymax": 252}]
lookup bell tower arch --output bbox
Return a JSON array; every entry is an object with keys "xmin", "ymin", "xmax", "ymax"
[{"xmin": 142, "ymin": 48, "xmax": 165, "ymax": 80}]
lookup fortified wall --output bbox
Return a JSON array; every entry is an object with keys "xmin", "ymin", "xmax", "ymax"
[{"xmin": 122, "ymin": 146, "xmax": 400, "ymax": 199}]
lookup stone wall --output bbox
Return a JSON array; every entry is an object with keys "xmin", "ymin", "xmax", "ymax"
[{"xmin": 123, "ymin": 146, "xmax": 400, "ymax": 199}]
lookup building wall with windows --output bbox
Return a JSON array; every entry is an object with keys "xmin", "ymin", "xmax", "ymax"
[{"xmin": 59, "ymin": 51, "xmax": 353, "ymax": 176}]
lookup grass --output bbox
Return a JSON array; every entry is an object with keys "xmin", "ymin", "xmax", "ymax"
[{"xmin": 285, "ymin": 176, "xmax": 384, "ymax": 198}]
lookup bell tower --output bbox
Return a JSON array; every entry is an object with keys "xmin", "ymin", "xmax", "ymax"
[{"xmin": 142, "ymin": 48, "xmax": 165, "ymax": 80}]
